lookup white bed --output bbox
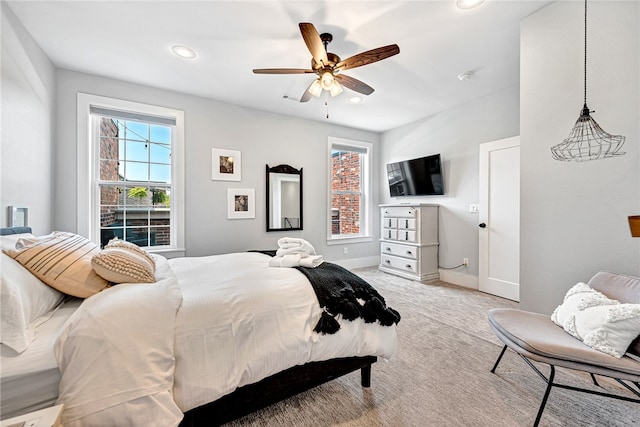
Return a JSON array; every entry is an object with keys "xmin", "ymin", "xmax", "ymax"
[
  {"xmin": 0, "ymin": 298, "xmax": 81, "ymax": 418},
  {"xmin": 1, "ymin": 229, "xmax": 398, "ymax": 426}
]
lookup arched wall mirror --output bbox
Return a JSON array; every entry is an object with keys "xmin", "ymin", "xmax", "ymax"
[{"xmin": 266, "ymin": 164, "xmax": 303, "ymax": 231}]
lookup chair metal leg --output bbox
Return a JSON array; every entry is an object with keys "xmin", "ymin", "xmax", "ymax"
[
  {"xmin": 491, "ymin": 345, "xmax": 508, "ymax": 373},
  {"xmin": 533, "ymin": 365, "xmax": 555, "ymax": 427}
]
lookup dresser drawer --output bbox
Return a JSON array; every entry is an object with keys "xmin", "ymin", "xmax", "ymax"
[
  {"xmin": 397, "ymin": 218, "xmax": 416, "ymax": 230},
  {"xmin": 382, "ymin": 228, "xmax": 398, "ymax": 240},
  {"xmin": 397, "ymin": 230, "xmax": 416, "ymax": 242},
  {"xmin": 381, "ymin": 206, "xmax": 417, "ymax": 218},
  {"xmin": 380, "ymin": 254, "xmax": 418, "ymax": 274},
  {"xmin": 381, "ymin": 242, "xmax": 418, "ymax": 260},
  {"xmin": 382, "ymin": 217, "xmax": 398, "ymax": 229}
]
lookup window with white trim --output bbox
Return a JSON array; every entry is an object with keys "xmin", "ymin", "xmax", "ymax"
[
  {"xmin": 327, "ymin": 137, "xmax": 372, "ymax": 243},
  {"xmin": 77, "ymin": 94, "xmax": 185, "ymax": 253}
]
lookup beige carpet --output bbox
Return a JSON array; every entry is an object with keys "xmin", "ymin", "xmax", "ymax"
[{"xmin": 224, "ymin": 268, "xmax": 639, "ymax": 426}]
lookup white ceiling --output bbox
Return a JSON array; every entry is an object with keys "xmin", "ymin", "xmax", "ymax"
[{"xmin": 6, "ymin": 0, "xmax": 554, "ymax": 132}]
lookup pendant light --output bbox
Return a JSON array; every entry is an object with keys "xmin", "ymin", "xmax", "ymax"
[{"xmin": 550, "ymin": 0, "xmax": 625, "ymax": 162}]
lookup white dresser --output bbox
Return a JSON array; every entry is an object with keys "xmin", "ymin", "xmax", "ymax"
[{"xmin": 379, "ymin": 203, "xmax": 439, "ymax": 281}]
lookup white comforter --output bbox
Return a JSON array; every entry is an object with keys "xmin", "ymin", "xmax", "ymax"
[{"xmin": 55, "ymin": 252, "xmax": 397, "ymax": 426}]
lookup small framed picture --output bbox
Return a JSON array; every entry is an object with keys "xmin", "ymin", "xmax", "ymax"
[
  {"xmin": 212, "ymin": 148, "xmax": 241, "ymax": 181},
  {"xmin": 8, "ymin": 206, "xmax": 28, "ymax": 227},
  {"xmin": 227, "ymin": 188, "xmax": 255, "ymax": 219}
]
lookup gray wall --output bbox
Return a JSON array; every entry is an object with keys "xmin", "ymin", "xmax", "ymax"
[
  {"xmin": 380, "ymin": 84, "xmax": 520, "ymax": 286},
  {"xmin": 520, "ymin": 1, "xmax": 640, "ymax": 313},
  {"xmin": 55, "ymin": 69, "xmax": 381, "ymax": 261},
  {"xmin": 0, "ymin": 3, "xmax": 56, "ymax": 234}
]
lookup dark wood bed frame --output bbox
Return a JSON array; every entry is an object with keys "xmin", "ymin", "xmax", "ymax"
[
  {"xmin": 0, "ymin": 228, "xmax": 378, "ymax": 426},
  {"xmin": 179, "ymin": 356, "xmax": 377, "ymax": 426}
]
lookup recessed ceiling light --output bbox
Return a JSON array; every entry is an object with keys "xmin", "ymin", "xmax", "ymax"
[
  {"xmin": 457, "ymin": 71, "xmax": 474, "ymax": 81},
  {"xmin": 456, "ymin": 0, "xmax": 486, "ymax": 10},
  {"xmin": 172, "ymin": 45, "xmax": 197, "ymax": 60},
  {"xmin": 348, "ymin": 96, "xmax": 363, "ymax": 104}
]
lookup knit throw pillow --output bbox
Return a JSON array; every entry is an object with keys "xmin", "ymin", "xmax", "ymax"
[
  {"xmin": 91, "ymin": 239, "xmax": 156, "ymax": 284},
  {"xmin": 551, "ymin": 282, "xmax": 640, "ymax": 358}
]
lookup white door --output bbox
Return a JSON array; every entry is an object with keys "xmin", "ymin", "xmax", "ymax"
[{"xmin": 479, "ymin": 136, "xmax": 520, "ymax": 301}]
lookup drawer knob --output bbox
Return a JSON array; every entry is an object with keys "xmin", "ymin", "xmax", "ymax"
[
  {"xmin": 386, "ymin": 247, "xmax": 391, "ymax": 251},
  {"xmin": 405, "ymin": 264, "xmax": 412, "ymax": 269},
  {"xmin": 385, "ymin": 259, "xmax": 391, "ymax": 264},
  {"xmin": 406, "ymin": 251, "xmax": 412, "ymax": 255}
]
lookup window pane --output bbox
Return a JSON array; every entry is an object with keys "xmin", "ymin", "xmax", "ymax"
[
  {"xmin": 150, "ymin": 187, "xmax": 171, "ymax": 208},
  {"xmin": 150, "ymin": 142, "xmax": 171, "ymax": 164},
  {"xmin": 99, "ymin": 118, "xmax": 119, "ymax": 137},
  {"xmin": 150, "ymin": 164, "xmax": 171, "ymax": 184},
  {"xmin": 150, "ymin": 125, "xmax": 170, "ymax": 143},
  {"xmin": 150, "ymin": 226, "xmax": 171, "ymax": 247},
  {"xmin": 99, "ymin": 159, "xmax": 119, "ymax": 180},
  {"xmin": 125, "ymin": 227, "xmax": 151, "ymax": 246},
  {"xmin": 331, "ymin": 193, "xmax": 361, "ymax": 235},
  {"xmin": 124, "ymin": 121, "xmax": 149, "ymax": 142},
  {"xmin": 331, "ymin": 151, "xmax": 361, "ymax": 192},
  {"xmin": 100, "ymin": 186, "xmax": 121, "ymax": 207},
  {"xmin": 123, "ymin": 140, "xmax": 148, "ymax": 163},
  {"xmin": 121, "ymin": 161, "xmax": 149, "ymax": 181}
]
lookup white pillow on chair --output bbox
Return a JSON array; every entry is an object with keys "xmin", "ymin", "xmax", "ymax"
[{"xmin": 552, "ymin": 282, "xmax": 640, "ymax": 358}]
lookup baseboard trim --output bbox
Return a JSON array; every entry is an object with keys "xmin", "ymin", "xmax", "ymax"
[
  {"xmin": 330, "ymin": 256, "xmax": 379, "ymax": 270},
  {"xmin": 438, "ymin": 269, "xmax": 478, "ymax": 290}
]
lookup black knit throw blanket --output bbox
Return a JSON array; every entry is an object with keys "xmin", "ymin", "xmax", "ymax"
[{"xmin": 294, "ymin": 262, "xmax": 401, "ymax": 335}]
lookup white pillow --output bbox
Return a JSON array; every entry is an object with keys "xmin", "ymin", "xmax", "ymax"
[
  {"xmin": 551, "ymin": 282, "xmax": 640, "ymax": 358},
  {"xmin": 1, "ymin": 251, "xmax": 65, "ymax": 353}
]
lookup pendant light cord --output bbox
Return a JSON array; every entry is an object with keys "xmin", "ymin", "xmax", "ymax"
[{"xmin": 584, "ymin": 0, "xmax": 588, "ymax": 105}]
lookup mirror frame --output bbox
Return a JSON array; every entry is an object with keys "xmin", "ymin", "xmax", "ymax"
[{"xmin": 266, "ymin": 164, "xmax": 303, "ymax": 232}]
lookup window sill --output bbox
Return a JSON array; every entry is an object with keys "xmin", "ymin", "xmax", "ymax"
[{"xmin": 326, "ymin": 236, "xmax": 372, "ymax": 245}]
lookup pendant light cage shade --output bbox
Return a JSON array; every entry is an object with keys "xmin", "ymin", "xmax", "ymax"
[
  {"xmin": 551, "ymin": 105, "xmax": 626, "ymax": 162},
  {"xmin": 551, "ymin": 0, "xmax": 626, "ymax": 162}
]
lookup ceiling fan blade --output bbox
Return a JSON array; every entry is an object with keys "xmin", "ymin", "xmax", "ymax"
[
  {"xmin": 299, "ymin": 22, "xmax": 329, "ymax": 66},
  {"xmin": 300, "ymin": 81, "xmax": 315, "ymax": 103},
  {"xmin": 335, "ymin": 74, "xmax": 374, "ymax": 95},
  {"xmin": 335, "ymin": 44, "xmax": 400, "ymax": 71},
  {"xmin": 253, "ymin": 68, "xmax": 315, "ymax": 74}
]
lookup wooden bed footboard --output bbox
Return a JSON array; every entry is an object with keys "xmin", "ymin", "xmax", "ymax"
[{"xmin": 180, "ymin": 356, "xmax": 377, "ymax": 426}]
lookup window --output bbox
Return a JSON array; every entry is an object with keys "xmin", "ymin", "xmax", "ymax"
[
  {"xmin": 327, "ymin": 137, "xmax": 372, "ymax": 243},
  {"xmin": 77, "ymin": 94, "xmax": 185, "ymax": 254}
]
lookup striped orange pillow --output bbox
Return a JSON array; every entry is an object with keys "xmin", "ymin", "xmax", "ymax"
[{"xmin": 4, "ymin": 232, "xmax": 110, "ymax": 298}]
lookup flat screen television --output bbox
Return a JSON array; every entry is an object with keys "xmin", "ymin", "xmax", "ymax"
[{"xmin": 387, "ymin": 154, "xmax": 444, "ymax": 196}]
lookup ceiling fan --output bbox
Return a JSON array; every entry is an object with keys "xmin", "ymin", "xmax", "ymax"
[{"xmin": 253, "ymin": 23, "xmax": 400, "ymax": 102}]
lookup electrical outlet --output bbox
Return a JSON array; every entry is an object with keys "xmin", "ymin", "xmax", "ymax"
[
  {"xmin": 463, "ymin": 258, "xmax": 469, "ymax": 266},
  {"xmin": 343, "ymin": 247, "xmax": 348, "ymax": 255}
]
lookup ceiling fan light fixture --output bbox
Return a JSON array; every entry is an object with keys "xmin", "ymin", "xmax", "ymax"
[
  {"xmin": 329, "ymin": 81, "xmax": 343, "ymax": 97},
  {"xmin": 456, "ymin": 0, "xmax": 486, "ymax": 10},
  {"xmin": 309, "ymin": 79, "xmax": 323, "ymax": 97},
  {"xmin": 320, "ymin": 71, "xmax": 335, "ymax": 90}
]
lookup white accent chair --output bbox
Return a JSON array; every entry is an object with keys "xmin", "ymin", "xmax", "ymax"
[{"xmin": 488, "ymin": 271, "xmax": 640, "ymax": 426}]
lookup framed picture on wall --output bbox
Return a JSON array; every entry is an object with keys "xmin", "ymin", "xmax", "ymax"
[
  {"xmin": 212, "ymin": 148, "xmax": 241, "ymax": 181},
  {"xmin": 8, "ymin": 206, "xmax": 28, "ymax": 227},
  {"xmin": 227, "ymin": 188, "xmax": 255, "ymax": 219}
]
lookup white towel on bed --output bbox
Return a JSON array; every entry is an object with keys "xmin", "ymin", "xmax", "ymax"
[
  {"xmin": 269, "ymin": 238, "xmax": 323, "ymax": 268},
  {"xmin": 268, "ymin": 254, "xmax": 324, "ymax": 268},
  {"xmin": 276, "ymin": 237, "xmax": 316, "ymax": 257}
]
